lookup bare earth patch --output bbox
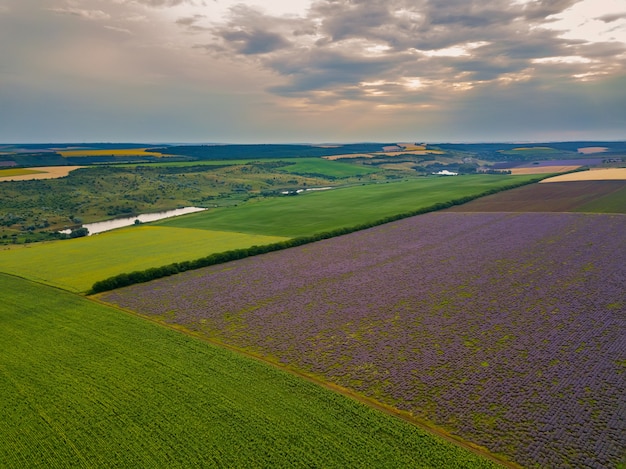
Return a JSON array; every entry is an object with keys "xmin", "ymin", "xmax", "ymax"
[
  {"xmin": 323, "ymin": 149, "xmax": 444, "ymax": 160},
  {"xmin": 383, "ymin": 150, "xmax": 445, "ymax": 156},
  {"xmin": 540, "ymin": 168, "xmax": 626, "ymax": 182},
  {"xmin": 577, "ymin": 147, "xmax": 608, "ymax": 154},
  {"xmin": 0, "ymin": 166, "xmax": 85, "ymax": 181},
  {"xmin": 323, "ymin": 153, "xmax": 377, "ymax": 160},
  {"xmin": 446, "ymin": 180, "xmax": 626, "ymax": 213},
  {"xmin": 509, "ymin": 165, "xmax": 580, "ymax": 175}
]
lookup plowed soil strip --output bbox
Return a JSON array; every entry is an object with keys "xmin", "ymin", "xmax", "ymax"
[{"xmin": 445, "ymin": 180, "xmax": 626, "ymax": 212}]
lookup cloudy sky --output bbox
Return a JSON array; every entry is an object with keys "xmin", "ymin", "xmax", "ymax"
[{"xmin": 1, "ymin": 0, "xmax": 625, "ymax": 143}]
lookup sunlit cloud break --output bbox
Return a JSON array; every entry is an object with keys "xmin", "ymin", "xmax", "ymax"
[{"xmin": 0, "ymin": 0, "xmax": 624, "ymax": 143}]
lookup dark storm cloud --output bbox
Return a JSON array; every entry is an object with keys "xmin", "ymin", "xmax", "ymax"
[
  {"xmin": 311, "ymin": 1, "xmax": 394, "ymax": 43},
  {"xmin": 267, "ymin": 48, "xmax": 406, "ymax": 95},
  {"xmin": 209, "ymin": 5, "xmax": 301, "ymax": 54}
]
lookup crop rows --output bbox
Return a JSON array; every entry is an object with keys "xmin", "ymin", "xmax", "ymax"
[
  {"xmin": 1, "ymin": 273, "xmax": 501, "ymax": 468},
  {"xmin": 102, "ymin": 212, "xmax": 626, "ymax": 468},
  {"xmin": 446, "ymin": 180, "xmax": 626, "ymax": 213}
]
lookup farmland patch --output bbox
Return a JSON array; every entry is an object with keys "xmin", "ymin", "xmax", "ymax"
[
  {"xmin": 0, "ymin": 226, "xmax": 287, "ymax": 292},
  {"xmin": 445, "ymin": 180, "xmax": 626, "ymax": 213},
  {"xmin": 578, "ymin": 146, "xmax": 608, "ymax": 154},
  {"xmin": 101, "ymin": 212, "xmax": 626, "ymax": 469},
  {"xmin": 540, "ymin": 168, "xmax": 626, "ymax": 182},
  {"xmin": 499, "ymin": 147, "xmax": 562, "ymax": 155},
  {"xmin": 0, "ymin": 273, "xmax": 500, "ymax": 468},
  {"xmin": 58, "ymin": 148, "xmax": 162, "ymax": 157},
  {"xmin": 0, "ymin": 166, "xmax": 84, "ymax": 181},
  {"xmin": 0, "ymin": 168, "xmax": 46, "ymax": 178},
  {"xmin": 277, "ymin": 158, "xmax": 379, "ymax": 177},
  {"xmin": 509, "ymin": 165, "xmax": 580, "ymax": 175},
  {"xmin": 155, "ymin": 175, "xmax": 542, "ymax": 237}
]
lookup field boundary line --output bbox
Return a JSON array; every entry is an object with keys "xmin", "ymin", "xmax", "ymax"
[
  {"xmin": 90, "ymin": 295, "xmax": 522, "ymax": 469},
  {"xmin": 88, "ymin": 176, "xmax": 549, "ymax": 294}
]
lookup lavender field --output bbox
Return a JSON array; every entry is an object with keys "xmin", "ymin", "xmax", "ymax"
[{"xmin": 101, "ymin": 212, "xmax": 626, "ymax": 468}]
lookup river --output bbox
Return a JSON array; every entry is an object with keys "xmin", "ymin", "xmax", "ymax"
[{"xmin": 60, "ymin": 207, "xmax": 206, "ymax": 235}]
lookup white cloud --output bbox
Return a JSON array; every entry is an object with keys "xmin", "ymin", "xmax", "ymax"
[
  {"xmin": 1, "ymin": 0, "xmax": 624, "ymax": 142},
  {"xmin": 48, "ymin": 7, "xmax": 111, "ymax": 20},
  {"xmin": 541, "ymin": 0, "xmax": 626, "ymax": 43}
]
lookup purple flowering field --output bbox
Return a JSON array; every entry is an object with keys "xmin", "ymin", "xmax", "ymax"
[{"xmin": 101, "ymin": 212, "xmax": 626, "ymax": 468}]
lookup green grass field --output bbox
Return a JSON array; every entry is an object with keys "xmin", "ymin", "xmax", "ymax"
[
  {"xmin": 0, "ymin": 273, "xmax": 501, "ymax": 468},
  {"xmin": 122, "ymin": 157, "xmax": 380, "ymax": 178},
  {"xmin": 278, "ymin": 158, "xmax": 380, "ymax": 177},
  {"xmin": 157, "ymin": 175, "xmax": 542, "ymax": 237},
  {"xmin": 0, "ymin": 226, "xmax": 286, "ymax": 292},
  {"xmin": 0, "ymin": 175, "xmax": 539, "ymax": 292}
]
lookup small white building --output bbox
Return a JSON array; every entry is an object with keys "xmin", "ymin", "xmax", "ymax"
[{"xmin": 432, "ymin": 170, "xmax": 458, "ymax": 176}]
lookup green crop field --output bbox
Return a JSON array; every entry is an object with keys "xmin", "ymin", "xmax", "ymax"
[
  {"xmin": 0, "ymin": 273, "xmax": 502, "ymax": 468},
  {"xmin": 125, "ymin": 158, "xmax": 379, "ymax": 177},
  {"xmin": 0, "ymin": 226, "xmax": 286, "ymax": 292},
  {"xmin": 278, "ymin": 158, "xmax": 380, "ymax": 177},
  {"xmin": 0, "ymin": 174, "xmax": 541, "ymax": 293},
  {"xmin": 0, "ymin": 168, "xmax": 45, "ymax": 178},
  {"xmin": 157, "ymin": 174, "xmax": 542, "ymax": 237},
  {"xmin": 574, "ymin": 183, "xmax": 626, "ymax": 213}
]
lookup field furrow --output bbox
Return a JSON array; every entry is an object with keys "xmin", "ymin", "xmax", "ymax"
[{"xmin": 0, "ymin": 273, "xmax": 502, "ymax": 468}]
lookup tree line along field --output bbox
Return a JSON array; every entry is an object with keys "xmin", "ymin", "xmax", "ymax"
[
  {"xmin": 0, "ymin": 226, "xmax": 287, "ymax": 292},
  {"xmin": 0, "ymin": 174, "xmax": 540, "ymax": 292},
  {"xmin": 155, "ymin": 174, "xmax": 542, "ymax": 237},
  {"xmin": 100, "ymin": 211, "xmax": 626, "ymax": 469},
  {"xmin": 0, "ymin": 273, "xmax": 505, "ymax": 468}
]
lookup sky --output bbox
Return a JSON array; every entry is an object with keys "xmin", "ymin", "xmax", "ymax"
[{"xmin": 1, "ymin": 0, "xmax": 625, "ymax": 144}]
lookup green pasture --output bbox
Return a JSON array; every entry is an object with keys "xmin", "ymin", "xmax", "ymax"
[
  {"xmin": 0, "ymin": 168, "xmax": 45, "ymax": 178},
  {"xmin": 158, "ymin": 174, "xmax": 542, "ymax": 237},
  {"xmin": 277, "ymin": 158, "xmax": 379, "ymax": 177},
  {"xmin": 122, "ymin": 157, "xmax": 380, "ymax": 178},
  {"xmin": 0, "ymin": 226, "xmax": 286, "ymax": 292},
  {"xmin": 0, "ymin": 273, "xmax": 500, "ymax": 468},
  {"xmin": 120, "ymin": 159, "xmax": 245, "ymax": 168},
  {"xmin": 498, "ymin": 147, "xmax": 563, "ymax": 156}
]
